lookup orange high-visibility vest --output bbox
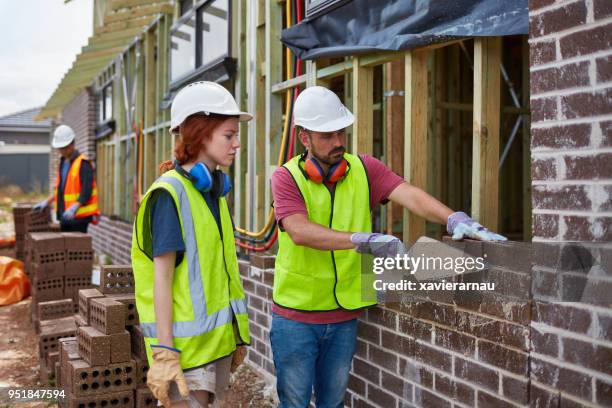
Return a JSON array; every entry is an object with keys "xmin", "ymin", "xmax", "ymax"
[{"xmin": 54, "ymin": 154, "xmax": 101, "ymax": 220}]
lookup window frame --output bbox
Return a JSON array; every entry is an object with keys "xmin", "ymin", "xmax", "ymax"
[{"xmin": 168, "ymin": 0, "xmax": 232, "ymax": 90}]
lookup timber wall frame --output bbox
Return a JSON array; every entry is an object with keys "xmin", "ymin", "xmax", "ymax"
[{"xmin": 90, "ymin": 0, "xmax": 531, "ymax": 242}]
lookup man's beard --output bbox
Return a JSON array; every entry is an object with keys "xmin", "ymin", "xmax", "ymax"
[{"xmin": 312, "ymin": 146, "xmax": 345, "ymax": 166}]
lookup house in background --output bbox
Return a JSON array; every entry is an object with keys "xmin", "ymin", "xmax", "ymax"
[{"xmin": 0, "ymin": 107, "xmax": 51, "ymax": 193}]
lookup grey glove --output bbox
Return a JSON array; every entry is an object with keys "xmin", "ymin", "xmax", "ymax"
[
  {"xmin": 350, "ymin": 232, "xmax": 406, "ymax": 258},
  {"xmin": 447, "ymin": 212, "xmax": 507, "ymax": 241},
  {"xmin": 62, "ymin": 203, "xmax": 80, "ymax": 221},
  {"xmin": 33, "ymin": 199, "xmax": 48, "ymax": 212}
]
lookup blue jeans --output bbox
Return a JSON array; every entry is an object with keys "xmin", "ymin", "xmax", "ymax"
[{"xmin": 270, "ymin": 313, "xmax": 358, "ymax": 408}]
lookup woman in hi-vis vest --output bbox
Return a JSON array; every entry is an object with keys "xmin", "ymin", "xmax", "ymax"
[{"xmin": 131, "ymin": 82, "xmax": 252, "ymax": 408}]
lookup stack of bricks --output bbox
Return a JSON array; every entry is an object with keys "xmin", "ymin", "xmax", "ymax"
[
  {"xmin": 56, "ymin": 265, "xmax": 156, "ymax": 408},
  {"xmin": 38, "ymin": 299, "xmax": 76, "ymax": 385},
  {"xmin": 28, "ymin": 231, "xmax": 95, "ymax": 327},
  {"xmin": 12, "ymin": 203, "xmax": 51, "ymax": 262}
]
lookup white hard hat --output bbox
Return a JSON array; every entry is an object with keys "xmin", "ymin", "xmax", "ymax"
[
  {"xmin": 293, "ymin": 86, "xmax": 354, "ymax": 132},
  {"xmin": 170, "ymin": 81, "xmax": 252, "ymax": 133},
  {"xmin": 52, "ymin": 125, "xmax": 76, "ymax": 149}
]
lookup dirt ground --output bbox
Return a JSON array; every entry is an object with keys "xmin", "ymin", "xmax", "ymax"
[
  {"xmin": 0, "ymin": 186, "xmax": 276, "ymax": 408},
  {"xmin": 0, "ymin": 296, "xmax": 275, "ymax": 408}
]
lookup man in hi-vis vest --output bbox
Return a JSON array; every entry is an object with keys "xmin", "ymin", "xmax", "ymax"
[
  {"xmin": 34, "ymin": 125, "xmax": 100, "ymax": 232},
  {"xmin": 270, "ymin": 86, "xmax": 507, "ymax": 407}
]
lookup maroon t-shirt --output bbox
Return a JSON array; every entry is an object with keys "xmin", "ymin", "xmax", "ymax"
[{"xmin": 270, "ymin": 154, "xmax": 404, "ymax": 324}]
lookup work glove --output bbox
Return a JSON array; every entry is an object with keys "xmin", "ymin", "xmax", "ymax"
[
  {"xmin": 351, "ymin": 232, "xmax": 406, "ymax": 258},
  {"xmin": 147, "ymin": 346, "xmax": 189, "ymax": 407},
  {"xmin": 32, "ymin": 199, "xmax": 48, "ymax": 213},
  {"xmin": 61, "ymin": 203, "xmax": 80, "ymax": 222},
  {"xmin": 231, "ymin": 346, "xmax": 247, "ymax": 373},
  {"xmin": 447, "ymin": 212, "xmax": 507, "ymax": 241}
]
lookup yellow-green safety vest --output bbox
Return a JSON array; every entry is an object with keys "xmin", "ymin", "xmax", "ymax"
[
  {"xmin": 131, "ymin": 169, "xmax": 250, "ymax": 370},
  {"xmin": 273, "ymin": 153, "xmax": 377, "ymax": 311}
]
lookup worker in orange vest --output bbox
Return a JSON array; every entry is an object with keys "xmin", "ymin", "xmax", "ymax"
[{"xmin": 34, "ymin": 125, "xmax": 100, "ymax": 232}]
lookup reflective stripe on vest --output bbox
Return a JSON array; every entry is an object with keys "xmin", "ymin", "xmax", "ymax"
[
  {"xmin": 54, "ymin": 154, "xmax": 100, "ymax": 219},
  {"xmin": 273, "ymin": 153, "xmax": 376, "ymax": 311},
  {"xmin": 138, "ymin": 176, "xmax": 247, "ymax": 338}
]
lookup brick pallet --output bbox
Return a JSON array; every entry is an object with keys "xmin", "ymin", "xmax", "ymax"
[{"xmin": 56, "ymin": 274, "xmax": 155, "ymax": 408}]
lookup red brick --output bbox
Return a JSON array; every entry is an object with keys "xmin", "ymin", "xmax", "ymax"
[
  {"xmin": 562, "ymin": 337, "xmax": 612, "ymax": 374},
  {"xmin": 110, "ymin": 330, "xmax": 131, "ymax": 363},
  {"xmin": 563, "ymin": 216, "xmax": 611, "ymax": 241},
  {"xmin": 367, "ymin": 306, "xmax": 397, "ymax": 330},
  {"xmin": 529, "ymin": 0, "xmax": 555, "ymax": 11},
  {"xmin": 530, "ymin": 357, "xmax": 592, "ymax": 400},
  {"xmin": 435, "ymin": 373, "xmax": 475, "ymax": 406},
  {"xmin": 531, "ymin": 61, "xmax": 590, "ymax": 94},
  {"xmin": 529, "ymin": 382, "xmax": 560, "ymax": 408},
  {"xmin": 135, "ymin": 388, "xmax": 157, "ymax": 408},
  {"xmin": 369, "ymin": 345, "xmax": 398, "ymax": 372},
  {"xmin": 381, "ymin": 330, "xmax": 414, "ymax": 357},
  {"xmin": 533, "ymin": 213, "xmax": 559, "ymax": 239},
  {"xmin": 478, "ymin": 340, "xmax": 529, "ymax": 375},
  {"xmin": 562, "ymin": 89, "xmax": 612, "ymax": 119},
  {"xmin": 531, "ymin": 97, "xmax": 558, "ymax": 122},
  {"xmin": 477, "ymin": 390, "xmax": 515, "ymax": 408},
  {"xmin": 560, "ymin": 23, "xmax": 612, "ymax": 58},
  {"xmin": 530, "ymin": 40, "xmax": 557, "ymax": 66},
  {"xmin": 596, "ymin": 55, "xmax": 612, "ymax": 83},
  {"xmin": 382, "ymin": 371, "xmax": 412, "ymax": 400},
  {"xmin": 410, "ymin": 300, "xmax": 456, "ymax": 327},
  {"xmin": 90, "ymin": 297, "xmax": 126, "ymax": 334},
  {"xmin": 77, "ymin": 326, "xmax": 110, "ymax": 366},
  {"xmin": 249, "ymin": 253, "xmax": 275, "ymax": 269},
  {"xmin": 530, "ymin": 1, "xmax": 587, "ymax": 37},
  {"xmin": 414, "ymin": 342, "xmax": 452, "ymax": 372},
  {"xmin": 398, "ymin": 315, "xmax": 432, "ymax": 342},
  {"xmin": 434, "ymin": 327, "xmax": 475, "ymax": 357},
  {"xmin": 531, "ymin": 330, "xmax": 559, "ymax": 357},
  {"xmin": 532, "ymin": 157, "xmax": 557, "ymax": 180},
  {"xmin": 595, "ymin": 378, "xmax": 612, "ymax": 406},
  {"xmin": 357, "ymin": 321, "xmax": 380, "ymax": 345},
  {"xmin": 531, "ymin": 123, "xmax": 590, "ymax": 149},
  {"xmin": 533, "ymin": 185, "xmax": 592, "ymax": 211},
  {"xmin": 594, "ymin": 0, "xmax": 612, "ymax": 19},
  {"xmin": 414, "ymin": 386, "xmax": 451, "ymax": 408},
  {"xmin": 352, "ymin": 357, "xmax": 380, "ymax": 385},
  {"xmin": 400, "ymin": 359, "xmax": 434, "ymax": 389},
  {"xmin": 348, "ymin": 374, "xmax": 366, "ymax": 396},
  {"xmin": 367, "ymin": 384, "xmax": 396, "ymax": 407},
  {"xmin": 502, "ymin": 376, "xmax": 529, "ymax": 404},
  {"xmin": 454, "ymin": 358, "xmax": 499, "ymax": 392},
  {"xmin": 565, "ymin": 153, "xmax": 612, "ymax": 180},
  {"xmin": 456, "ymin": 310, "xmax": 528, "ymax": 350},
  {"xmin": 533, "ymin": 302, "xmax": 592, "ymax": 333}
]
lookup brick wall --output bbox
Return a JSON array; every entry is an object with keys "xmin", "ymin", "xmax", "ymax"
[
  {"xmin": 529, "ymin": 0, "xmax": 612, "ymax": 242},
  {"xmin": 89, "ymin": 216, "xmax": 133, "ymax": 265},
  {"xmin": 528, "ymin": 1, "xmax": 612, "ymax": 407},
  {"xmin": 50, "ymin": 88, "xmax": 98, "ymax": 194}
]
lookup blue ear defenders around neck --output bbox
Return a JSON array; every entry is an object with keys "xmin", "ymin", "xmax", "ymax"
[{"xmin": 174, "ymin": 160, "xmax": 231, "ymax": 198}]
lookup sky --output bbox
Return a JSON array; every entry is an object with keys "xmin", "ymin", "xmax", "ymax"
[{"xmin": 0, "ymin": 0, "xmax": 93, "ymax": 117}]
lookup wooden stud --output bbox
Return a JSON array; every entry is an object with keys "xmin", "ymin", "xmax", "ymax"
[
  {"xmin": 472, "ymin": 37, "xmax": 501, "ymax": 230},
  {"xmin": 521, "ymin": 37, "xmax": 532, "ymax": 241},
  {"xmin": 403, "ymin": 49, "xmax": 429, "ymax": 244},
  {"xmin": 255, "ymin": 0, "xmax": 266, "ymax": 229},
  {"xmin": 352, "ymin": 57, "xmax": 373, "ymax": 155},
  {"xmin": 384, "ymin": 60, "xmax": 404, "ymax": 236}
]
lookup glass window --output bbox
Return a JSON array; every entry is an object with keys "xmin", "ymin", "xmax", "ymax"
[
  {"xmin": 170, "ymin": 14, "xmax": 196, "ymax": 82},
  {"xmin": 200, "ymin": 0, "xmax": 229, "ymax": 67},
  {"xmin": 104, "ymin": 84, "xmax": 112, "ymax": 121}
]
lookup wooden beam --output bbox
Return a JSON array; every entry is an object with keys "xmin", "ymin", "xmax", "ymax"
[
  {"xmin": 104, "ymin": 3, "xmax": 174, "ymax": 24},
  {"xmin": 472, "ymin": 37, "xmax": 501, "ymax": 230},
  {"xmin": 403, "ymin": 49, "xmax": 429, "ymax": 244},
  {"xmin": 352, "ymin": 57, "xmax": 373, "ymax": 155},
  {"xmin": 271, "ymin": 74, "xmax": 306, "ymax": 94},
  {"xmin": 384, "ymin": 60, "xmax": 404, "ymax": 236},
  {"xmin": 317, "ymin": 59, "xmax": 352, "ymax": 82}
]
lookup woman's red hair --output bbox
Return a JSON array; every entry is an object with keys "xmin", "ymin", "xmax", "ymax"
[{"xmin": 159, "ymin": 114, "xmax": 230, "ymax": 174}]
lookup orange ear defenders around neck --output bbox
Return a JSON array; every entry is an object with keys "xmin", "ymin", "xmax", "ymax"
[{"xmin": 301, "ymin": 153, "xmax": 349, "ymax": 184}]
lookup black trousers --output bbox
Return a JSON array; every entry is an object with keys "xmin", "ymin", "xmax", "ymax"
[{"xmin": 60, "ymin": 217, "xmax": 92, "ymax": 233}]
